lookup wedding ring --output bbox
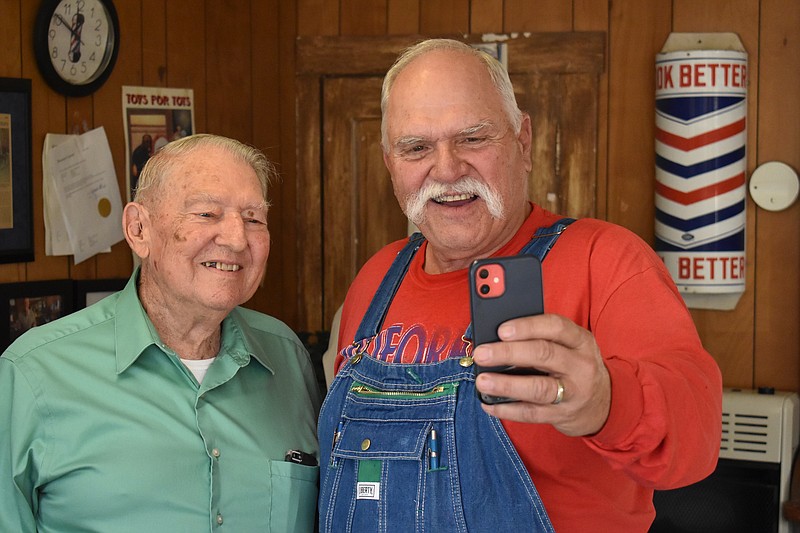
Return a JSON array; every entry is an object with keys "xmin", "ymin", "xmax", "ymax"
[{"xmin": 551, "ymin": 378, "xmax": 565, "ymax": 405}]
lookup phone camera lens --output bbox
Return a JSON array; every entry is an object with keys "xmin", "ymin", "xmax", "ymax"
[
  {"xmin": 478, "ymin": 268, "xmax": 489, "ymax": 279},
  {"xmin": 479, "ymin": 284, "xmax": 490, "ymax": 295}
]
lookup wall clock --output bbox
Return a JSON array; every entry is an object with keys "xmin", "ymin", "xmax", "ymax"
[{"xmin": 33, "ymin": 0, "xmax": 120, "ymax": 97}]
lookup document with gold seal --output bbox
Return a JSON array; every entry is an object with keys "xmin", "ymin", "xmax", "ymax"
[{"xmin": 44, "ymin": 126, "xmax": 123, "ymax": 263}]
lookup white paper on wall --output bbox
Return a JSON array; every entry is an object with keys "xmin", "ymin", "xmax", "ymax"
[{"xmin": 43, "ymin": 127, "xmax": 123, "ymax": 264}]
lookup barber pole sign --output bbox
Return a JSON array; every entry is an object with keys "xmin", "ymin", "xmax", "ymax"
[{"xmin": 655, "ymin": 34, "xmax": 747, "ymax": 309}]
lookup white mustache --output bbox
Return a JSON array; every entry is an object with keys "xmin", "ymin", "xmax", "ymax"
[{"xmin": 404, "ymin": 177, "xmax": 505, "ymax": 225}]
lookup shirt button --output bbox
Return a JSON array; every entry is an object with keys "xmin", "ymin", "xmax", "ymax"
[
  {"xmin": 216, "ymin": 513, "xmax": 223, "ymax": 525},
  {"xmin": 212, "ymin": 448, "xmax": 221, "ymax": 458}
]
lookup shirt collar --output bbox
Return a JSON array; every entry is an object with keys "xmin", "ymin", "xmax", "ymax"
[
  {"xmin": 220, "ymin": 308, "xmax": 275, "ymax": 373},
  {"xmin": 114, "ymin": 269, "xmax": 274, "ymax": 375}
]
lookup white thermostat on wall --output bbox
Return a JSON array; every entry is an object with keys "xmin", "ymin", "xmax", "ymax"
[{"xmin": 749, "ymin": 161, "xmax": 799, "ymax": 211}]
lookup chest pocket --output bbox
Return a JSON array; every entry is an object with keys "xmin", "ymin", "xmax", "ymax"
[
  {"xmin": 331, "ymin": 381, "xmax": 458, "ymax": 462},
  {"xmin": 267, "ymin": 460, "xmax": 319, "ymax": 532}
]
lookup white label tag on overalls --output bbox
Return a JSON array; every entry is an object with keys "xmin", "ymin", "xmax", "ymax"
[{"xmin": 356, "ymin": 482, "xmax": 380, "ymax": 500}]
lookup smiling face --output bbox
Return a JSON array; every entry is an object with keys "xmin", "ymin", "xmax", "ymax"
[
  {"xmin": 382, "ymin": 48, "xmax": 533, "ymax": 272},
  {"xmin": 134, "ymin": 145, "xmax": 270, "ymax": 320}
]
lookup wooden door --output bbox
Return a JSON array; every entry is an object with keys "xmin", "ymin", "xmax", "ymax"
[
  {"xmin": 322, "ymin": 77, "xmax": 408, "ymax": 326},
  {"xmin": 296, "ymin": 33, "xmax": 605, "ymax": 331}
]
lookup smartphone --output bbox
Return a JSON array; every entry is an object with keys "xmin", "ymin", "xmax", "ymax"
[
  {"xmin": 469, "ymin": 255, "xmax": 547, "ymax": 404},
  {"xmin": 285, "ymin": 449, "xmax": 318, "ymax": 466}
]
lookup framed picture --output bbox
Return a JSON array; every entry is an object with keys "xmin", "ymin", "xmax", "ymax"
[
  {"xmin": 74, "ymin": 278, "xmax": 127, "ymax": 309},
  {"xmin": 0, "ymin": 280, "xmax": 73, "ymax": 351},
  {"xmin": 0, "ymin": 77, "xmax": 33, "ymax": 264}
]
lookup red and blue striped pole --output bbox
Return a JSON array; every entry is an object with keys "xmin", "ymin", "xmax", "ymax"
[{"xmin": 655, "ymin": 34, "xmax": 747, "ymax": 309}]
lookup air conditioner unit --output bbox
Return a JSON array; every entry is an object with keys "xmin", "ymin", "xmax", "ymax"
[
  {"xmin": 652, "ymin": 388, "xmax": 800, "ymax": 533},
  {"xmin": 721, "ymin": 388, "xmax": 800, "ymax": 532}
]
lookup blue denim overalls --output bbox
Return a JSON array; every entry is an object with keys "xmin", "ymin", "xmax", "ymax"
[{"xmin": 318, "ymin": 219, "xmax": 574, "ymax": 532}]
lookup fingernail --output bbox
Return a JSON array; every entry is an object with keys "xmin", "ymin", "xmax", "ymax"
[
  {"xmin": 472, "ymin": 346, "xmax": 490, "ymax": 363},
  {"xmin": 498, "ymin": 324, "xmax": 515, "ymax": 338}
]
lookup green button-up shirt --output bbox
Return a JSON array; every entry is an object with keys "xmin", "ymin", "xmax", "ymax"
[{"xmin": 0, "ymin": 272, "xmax": 321, "ymax": 532}]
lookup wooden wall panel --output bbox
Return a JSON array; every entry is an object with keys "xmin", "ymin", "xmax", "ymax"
[
  {"xmin": 297, "ymin": 0, "xmax": 340, "ymax": 35},
  {"xmin": 470, "ymin": 0, "xmax": 503, "ymax": 33},
  {"xmin": 606, "ymin": 0, "xmax": 670, "ymax": 240},
  {"xmin": 294, "ymin": 74, "xmax": 323, "ymax": 328},
  {"xmin": 387, "ymin": 0, "xmax": 420, "ymax": 34},
  {"xmin": 248, "ymin": 0, "xmax": 286, "ymax": 319},
  {"xmin": 0, "ymin": 0, "xmax": 21, "ymax": 74},
  {"xmin": 273, "ymin": 0, "xmax": 300, "ymax": 323},
  {"xmin": 574, "ymin": 0, "xmax": 609, "ymax": 219},
  {"xmin": 505, "ymin": 0, "xmax": 572, "ymax": 31},
  {"xmin": 342, "ymin": 0, "xmax": 387, "ymax": 35},
  {"xmin": 166, "ymin": 1, "xmax": 206, "ymax": 131},
  {"xmin": 420, "ymin": 0, "xmax": 469, "ymax": 34},
  {"xmin": 574, "ymin": 0, "xmax": 608, "ymax": 31},
  {"xmin": 754, "ymin": 0, "xmax": 800, "ymax": 388},
  {"xmin": 205, "ymin": 3, "xmax": 251, "ymax": 140},
  {"xmin": 142, "ymin": 0, "xmax": 167, "ymax": 85}
]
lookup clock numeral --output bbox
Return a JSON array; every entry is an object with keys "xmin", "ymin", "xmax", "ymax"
[{"xmin": 51, "ymin": 46, "xmax": 59, "ymax": 60}]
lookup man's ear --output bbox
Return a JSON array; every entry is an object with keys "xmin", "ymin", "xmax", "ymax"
[{"xmin": 123, "ymin": 202, "xmax": 151, "ymax": 259}]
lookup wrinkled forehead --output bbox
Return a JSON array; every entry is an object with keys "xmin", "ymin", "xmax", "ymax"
[
  {"xmin": 392, "ymin": 49, "xmax": 494, "ymax": 96},
  {"xmin": 386, "ymin": 57, "xmax": 505, "ymax": 137},
  {"xmin": 151, "ymin": 149, "xmax": 265, "ymax": 210}
]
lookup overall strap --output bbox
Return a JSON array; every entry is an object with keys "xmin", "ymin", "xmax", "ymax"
[
  {"xmin": 519, "ymin": 217, "xmax": 575, "ymax": 259},
  {"xmin": 353, "ymin": 232, "xmax": 426, "ymax": 341}
]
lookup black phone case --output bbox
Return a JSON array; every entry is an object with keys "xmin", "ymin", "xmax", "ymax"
[{"xmin": 469, "ymin": 255, "xmax": 546, "ymax": 404}]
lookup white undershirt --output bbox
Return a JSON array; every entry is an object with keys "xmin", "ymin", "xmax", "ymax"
[{"xmin": 181, "ymin": 357, "xmax": 216, "ymax": 384}]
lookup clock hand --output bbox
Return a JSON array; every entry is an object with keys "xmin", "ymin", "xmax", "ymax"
[{"xmin": 54, "ymin": 13, "xmax": 85, "ymax": 47}]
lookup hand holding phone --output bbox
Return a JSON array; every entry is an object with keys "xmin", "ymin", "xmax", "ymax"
[{"xmin": 469, "ymin": 255, "xmax": 547, "ymax": 404}]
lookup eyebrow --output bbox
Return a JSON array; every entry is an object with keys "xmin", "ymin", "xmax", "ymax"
[
  {"xmin": 392, "ymin": 121, "xmax": 495, "ymax": 149},
  {"xmin": 184, "ymin": 193, "xmax": 268, "ymax": 213}
]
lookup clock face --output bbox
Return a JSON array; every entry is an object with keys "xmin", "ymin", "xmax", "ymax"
[
  {"xmin": 47, "ymin": 0, "xmax": 114, "ymax": 85},
  {"xmin": 34, "ymin": 0, "xmax": 119, "ymax": 96}
]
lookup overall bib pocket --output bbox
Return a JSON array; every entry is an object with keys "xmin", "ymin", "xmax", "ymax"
[
  {"xmin": 322, "ymin": 380, "xmax": 462, "ymax": 532},
  {"xmin": 331, "ymin": 381, "xmax": 458, "ymax": 465}
]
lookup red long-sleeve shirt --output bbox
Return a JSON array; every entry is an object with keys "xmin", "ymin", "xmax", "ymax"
[{"xmin": 334, "ymin": 204, "xmax": 722, "ymax": 531}]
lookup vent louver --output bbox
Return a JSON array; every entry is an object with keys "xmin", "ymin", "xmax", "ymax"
[{"xmin": 719, "ymin": 393, "xmax": 786, "ymax": 463}]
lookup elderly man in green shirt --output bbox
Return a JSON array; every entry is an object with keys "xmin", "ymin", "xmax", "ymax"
[{"xmin": 0, "ymin": 134, "xmax": 321, "ymax": 532}]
